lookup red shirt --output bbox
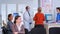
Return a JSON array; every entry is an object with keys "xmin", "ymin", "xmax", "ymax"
[{"xmin": 33, "ymin": 12, "xmax": 45, "ymax": 25}]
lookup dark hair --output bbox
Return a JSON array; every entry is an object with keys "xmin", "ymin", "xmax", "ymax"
[
  {"xmin": 14, "ymin": 16, "xmax": 21, "ymax": 24},
  {"xmin": 56, "ymin": 7, "xmax": 60, "ymax": 11},
  {"xmin": 8, "ymin": 14, "xmax": 12, "ymax": 21},
  {"xmin": 25, "ymin": 6, "xmax": 29, "ymax": 9}
]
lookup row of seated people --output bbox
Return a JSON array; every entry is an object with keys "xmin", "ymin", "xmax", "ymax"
[{"xmin": 2, "ymin": 13, "xmax": 46, "ymax": 34}]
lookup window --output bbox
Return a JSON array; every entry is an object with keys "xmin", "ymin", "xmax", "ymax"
[
  {"xmin": 7, "ymin": 4, "xmax": 16, "ymax": 15},
  {"xmin": 1, "ymin": 4, "xmax": 6, "ymax": 23}
]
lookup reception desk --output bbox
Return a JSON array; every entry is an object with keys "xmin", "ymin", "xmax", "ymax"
[{"xmin": 44, "ymin": 23, "xmax": 60, "ymax": 34}]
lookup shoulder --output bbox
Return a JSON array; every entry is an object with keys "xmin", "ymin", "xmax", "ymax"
[
  {"xmin": 41, "ymin": 13, "xmax": 44, "ymax": 14},
  {"xmin": 35, "ymin": 13, "xmax": 38, "ymax": 15},
  {"xmin": 12, "ymin": 24, "xmax": 16, "ymax": 28},
  {"xmin": 7, "ymin": 21, "xmax": 11, "ymax": 25},
  {"xmin": 23, "ymin": 11, "xmax": 27, "ymax": 15},
  {"xmin": 7, "ymin": 21, "xmax": 12, "ymax": 23}
]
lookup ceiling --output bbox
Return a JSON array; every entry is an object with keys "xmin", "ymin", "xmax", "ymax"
[{"xmin": 0, "ymin": 0, "xmax": 33, "ymax": 4}]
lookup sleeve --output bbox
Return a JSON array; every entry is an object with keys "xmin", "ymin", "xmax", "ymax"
[
  {"xmin": 33, "ymin": 14, "xmax": 37, "ymax": 21},
  {"xmin": 43, "ymin": 14, "xmax": 45, "ymax": 21},
  {"xmin": 7, "ymin": 22, "xmax": 13, "ymax": 31},
  {"xmin": 56, "ymin": 14, "xmax": 58, "ymax": 22},
  {"xmin": 7, "ymin": 22, "xmax": 9, "ymax": 30}
]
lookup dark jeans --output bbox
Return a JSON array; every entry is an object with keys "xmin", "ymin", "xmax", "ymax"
[{"xmin": 25, "ymin": 29, "xmax": 28, "ymax": 34}]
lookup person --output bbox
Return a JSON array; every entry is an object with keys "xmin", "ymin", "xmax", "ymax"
[
  {"xmin": 23, "ymin": 6, "xmax": 33, "ymax": 32},
  {"xmin": 56, "ymin": 7, "xmax": 60, "ymax": 23},
  {"xmin": 33, "ymin": 7, "xmax": 45, "ymax": 28},
  {"xmin": 12, "ymin": 16, "xmax": 25, "ymax": 34},
  {"xmin": 7, "ymin": 14, "xmax": 13, "ymax": 34},
  {"xmin": 30, "ymin": 7, "xmax": 46, "ymax": 34}
]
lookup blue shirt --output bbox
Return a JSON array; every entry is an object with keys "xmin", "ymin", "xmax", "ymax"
[{"xmin": 56, "ymin": 13, "xmax": 60, "ymax": 22}]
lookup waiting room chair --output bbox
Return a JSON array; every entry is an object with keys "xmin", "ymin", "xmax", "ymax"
[{"xmin": 49, "ymin": 27, "xmax": 60, "ymax": 34}]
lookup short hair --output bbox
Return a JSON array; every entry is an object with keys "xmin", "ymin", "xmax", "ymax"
[
  {"xmin": 56, "ymin": 7, "xmax": 60, "ymax": 11},
  {"xmin": 38, "ymin": 7, "xmax": 41, "ymax": 10},
  {"xmin": 25, "ymin": 6, "xmax": 29, "ymax": 9},
  {"xmin": 8, "ymin": 14, "xmax": 12, "ymax": 20},
  {"xmin": 37, "ymin": 7, "xmax": 42, "ymax": 12}
]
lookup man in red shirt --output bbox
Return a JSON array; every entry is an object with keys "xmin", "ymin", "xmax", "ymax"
[{"xmin": 33, "ymin": 7, "xmax": 45, "ymax": 27}]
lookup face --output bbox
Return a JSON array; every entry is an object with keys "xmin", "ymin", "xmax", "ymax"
[
  {"xmin": 9, "ymin": 15, "xmax": 13, "ymax": 21},
  {"xmin": 38, "ymin": 7, "xmax": 42, "ymax": 12},
  {"xmin": 26, "ymin": 6, "xmax": 30, "ymax": 11},
  {"xmin": 56, "ymin": 9, "xmax": 60, "ymax": 13},
  {"xmin": 16, "ymin": 17, "xmax": 21, "ymax": 23}
]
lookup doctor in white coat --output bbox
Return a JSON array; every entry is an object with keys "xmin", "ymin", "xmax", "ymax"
[{"xmin": 23, "ymin": 6, "xmax": 33, "ymax": 32}]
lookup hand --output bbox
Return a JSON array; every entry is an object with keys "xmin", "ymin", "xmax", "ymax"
[{"xmin": 29, "ymin": 22, "xmax": 32, "ymax": 24}]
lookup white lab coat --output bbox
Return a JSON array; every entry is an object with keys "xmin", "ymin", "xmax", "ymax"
[{"xmin": 23, "ymin": 11, "xmax": 33, "ymax": 31}]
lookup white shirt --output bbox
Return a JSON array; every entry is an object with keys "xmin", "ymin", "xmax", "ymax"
[
  {"xmin": 23, "ymin": 11, "xmax": 33, "ymax": 31},
  {"xmin": 16, "ymin": 22, "xmax": 24, "ymax": 31}
]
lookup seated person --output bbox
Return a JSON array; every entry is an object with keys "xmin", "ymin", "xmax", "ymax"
[
  {"xmin": 12, "ymin": 16, "xmax": 25, "ymax": 34},
  {"xmin": 7, "ymin": 14, "xmax": 13, "ymax": 34},
  {"xmin": 56, "ymin": 7, "xmax": 60, "ymax": 23}
]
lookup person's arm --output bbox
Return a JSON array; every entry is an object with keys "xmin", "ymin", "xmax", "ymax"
[
  {"xmin": 56, "ymin": 14, "xmax": 58, "ymax": 22},
  {"xmin": 56, "ymin": 16, "xmax": 58, "ymax": 22},
  {"xmin": 43, "ymin": 14, "xmax": 45, "ymax": 21},
  {"xmin": 7, "ymin": 22, "xmax": 13, "ymax": 31},
  {"xmin": 33, "ymin": 14, "xmax": 37, "ymax": 21}
]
